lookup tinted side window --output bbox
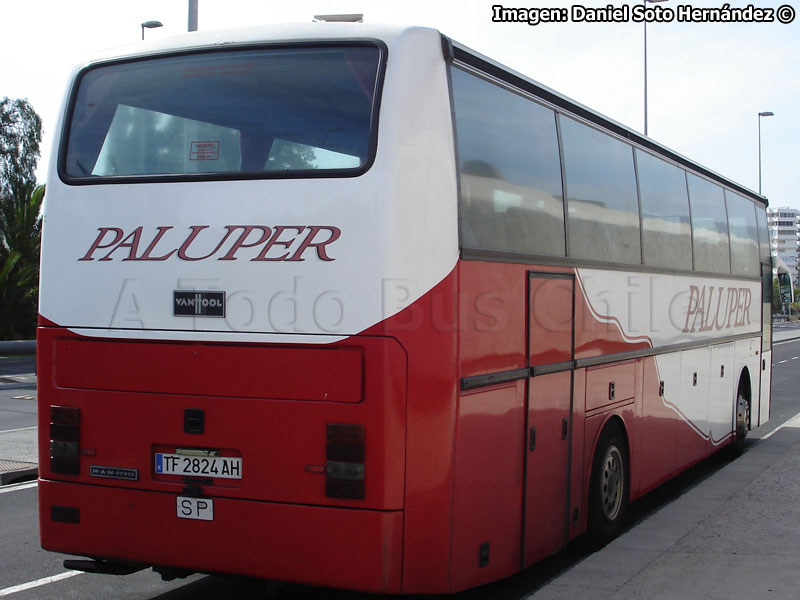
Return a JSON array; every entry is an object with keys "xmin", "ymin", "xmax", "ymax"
[
  {"xmin": 452, "ymin": 68, "xmax": 565, "ymax": 257},
  {"xmin": 762, "ymin": 262, "xmax": 772, "ymax": 351},
  {"xmin": 755, "ymin": 205, "xmax": 770, "ymax": 263},
  {"xmin": 561, "ymin": 117, "xmax": 640, "ymax": 264},
  {"xmin": 725, "ymin": 191, "xmax": 760, "ymax": 276},
  {"xmin": 687, "ymin": 174, "xmax": 730, "ymax": 274},
  {"xmin": 636, "ymin": 150, "xmax": 692, "ymax": 270}
]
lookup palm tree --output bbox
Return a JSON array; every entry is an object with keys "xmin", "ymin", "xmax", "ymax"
[
  {"xmin": 0, "ymin": 97, "xmax": 43, "ymax": 339},
  {"xmin": 0, "ymin": 182, "xmax": 42, "ymax": 263},
  {"xmin": 0, "ymin": 184, "xmax": 43, "ymax": 339}
]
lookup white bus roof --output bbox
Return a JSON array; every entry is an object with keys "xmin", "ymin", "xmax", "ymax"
[
  {"xmin": 71, "ymin": 20, "xmax": 766, "ymax": 207},
  {"xmin": 81, "ymin": 22, "xmax": 426, "ymax": 64}
]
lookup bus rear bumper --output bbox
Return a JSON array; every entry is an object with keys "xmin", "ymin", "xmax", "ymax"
[{"xmin": 39, "ymin": 479, "xmax": 404, "ymax": 594}]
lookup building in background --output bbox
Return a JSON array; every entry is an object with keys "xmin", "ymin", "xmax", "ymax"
[{"xmin": 767, "ymin": 206, "xmax": 800, "ymax": 285}]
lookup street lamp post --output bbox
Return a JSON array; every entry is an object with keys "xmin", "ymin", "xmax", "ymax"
[
  {"xmin": 141, "ymin": 20, "xmax": 163, "ymax": 40},
  {"xmin": 189, "ymin": 0, "xmax": 198, "ymax": 31},
  {"xmin": 758, "ymin": 111, "xmax": 774, "ymax": 195},
  {"xmin": 643, "ymin": 0, "xmax": 669, "ymax": 137}
]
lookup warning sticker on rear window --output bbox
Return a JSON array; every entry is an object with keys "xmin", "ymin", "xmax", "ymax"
[{"xmin": 190, "ymin": 141, "xmax": 220, "ymax": 161}]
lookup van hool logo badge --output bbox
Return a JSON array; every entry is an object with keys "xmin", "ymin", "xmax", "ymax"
[{"xmin": 174, "ymin": 290, "xmax": 226, "ymax": 317}]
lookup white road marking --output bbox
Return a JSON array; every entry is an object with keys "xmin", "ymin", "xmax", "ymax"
[
  {"xmin": 0, "ymin": 426, "xmax": 37, "ymax": 434},
  {"xmin": 779, "ymin": 360, "xmax": 788, "ymax": 364},
  {"xmin": 0, "ymin": 571, "xmax": 81, "ymax": 597},
  {"xmin": 0, "ymin": 481, "xmax": 37, "ymax": 495},
  {"xmin": 759, "ymin": 408, "xmax": 800, "ymax": 441}
]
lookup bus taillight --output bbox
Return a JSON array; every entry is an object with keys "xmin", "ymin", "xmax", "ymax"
[
  {"xmin": 49, "ymin": 405, "xmax": 81, "ymax": 475},
  {"xmin": 325, "ymin": 424, "xmax": 365, "ymax": 500}
]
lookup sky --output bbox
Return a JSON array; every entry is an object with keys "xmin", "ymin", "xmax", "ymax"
[{"xmin": 2, "ymin": 0, "xmax": 798, "ymax": 208}]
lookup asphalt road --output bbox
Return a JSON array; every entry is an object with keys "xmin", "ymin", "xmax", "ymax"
[
  {"xmin": 0, "ymin": 390, "xmax": 35, "ymax": 433},
  {"xmin": 2, "ymin": 332, "xmax": 800, "ymax": 599}
]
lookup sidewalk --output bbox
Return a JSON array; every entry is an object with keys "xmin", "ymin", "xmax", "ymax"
[
  {"xmin": 773, "ymin": 325, "xmax": 800, "ymax": 344},
  {"xmin": 527, "ymin": 325, "xmax": 800, "ymax": 600},
  {"xmin": 529, "ymin": 419, "xmax": 800, "ymax": 600},
  {"xmin": 0, "ymin": 370, "xmax": 38, "ymax": 484}
]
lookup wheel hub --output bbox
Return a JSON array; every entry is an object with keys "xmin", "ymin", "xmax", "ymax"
[{"xmin": 601, "ymin": 446, "xmax": 624, "ymax": 521}]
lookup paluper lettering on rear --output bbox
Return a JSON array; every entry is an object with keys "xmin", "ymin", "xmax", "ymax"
[{"xmin": 79, "ymin": 225, "xmax": 341, "ymax": 262}]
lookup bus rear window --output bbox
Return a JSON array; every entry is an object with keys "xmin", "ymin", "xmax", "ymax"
[{"xmin": 62, "ymin": 45, "xmax": 382, "ymax": 181}]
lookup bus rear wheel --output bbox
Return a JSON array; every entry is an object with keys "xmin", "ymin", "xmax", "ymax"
[
  {"xmin": 587, "ymin": 422, "xmax": 629, "ymax": 547},
  {"xmin": 730, "ymin": 390, "xmax": 750, "ymax": 457}
]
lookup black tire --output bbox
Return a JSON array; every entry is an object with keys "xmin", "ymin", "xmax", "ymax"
[
  {"xmin": 729, "ymin": 390, "xmax": 750, "ymax": 458},
  {"xmin": 587, "ymin": 422, "xmax": 629, "ymax": 547}
]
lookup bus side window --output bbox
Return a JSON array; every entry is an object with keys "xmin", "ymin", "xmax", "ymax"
[
  {"xmin": 687, "ymin": 174, "xmax": 730, "ymax": 274},
  {"xmin": 451, "ymin": 67, "xmax": 565, "ymax": 258},
  {"xmin": 636, "ymin": 149, "xmax": 692, "ymax": 270},
  {"xmin": 560, "ymin": 116, "xmax": 641, "ymax": 265},
  {"xmin": 725, "ymin": 190, "xmax": 760, "ymax": 277}
]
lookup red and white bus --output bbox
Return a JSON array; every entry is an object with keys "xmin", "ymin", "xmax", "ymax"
[{"xmin": 38, "ymin": 21, "xmax": 772, "ymax": 594}]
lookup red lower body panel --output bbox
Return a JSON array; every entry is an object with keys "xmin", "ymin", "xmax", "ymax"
[{"xmin": 39, "ymin": 479, "xmax": 403, "ymax": 593}]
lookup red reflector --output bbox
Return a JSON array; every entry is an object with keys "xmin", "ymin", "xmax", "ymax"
[
  {"xmin": 326, "ymin": 424, "xmax": 365, "ymax": 443},
  {"xmin": 50, "ymin": 423, "xmax": 80, "ymax": 443},
  {"xmin": 326, "ymin": 442, "xmax": 365, "ymax": 462},
  {"xmin": 51, "ymin": 406, "xmax": 81, "ymax": 425},
  {"xmin": 51, "ymin": 505, "xmax": 80, "ymax": 524},
  {"xmin": 51, "ymin": 457, "xmax": 80, "ymax": 475},
  {"xmin": 326, "ymin": 480, "xmax": 365, "ymax": 500}
]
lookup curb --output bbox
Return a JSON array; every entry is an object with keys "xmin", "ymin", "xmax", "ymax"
[
  {"xmin": 0, "ymin": 373, "xmax": 36, "ymax": 383},
  {"xmin": 0, "ymin": 460, "xmax": 37, "ymax": 485},
  {"xmin": 0, "ymin": 340, "xmax": 35, "ymax": 355},
  {"xmin": 0, "ymin": 374, "xmax": 37, "ymax": 389}
]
